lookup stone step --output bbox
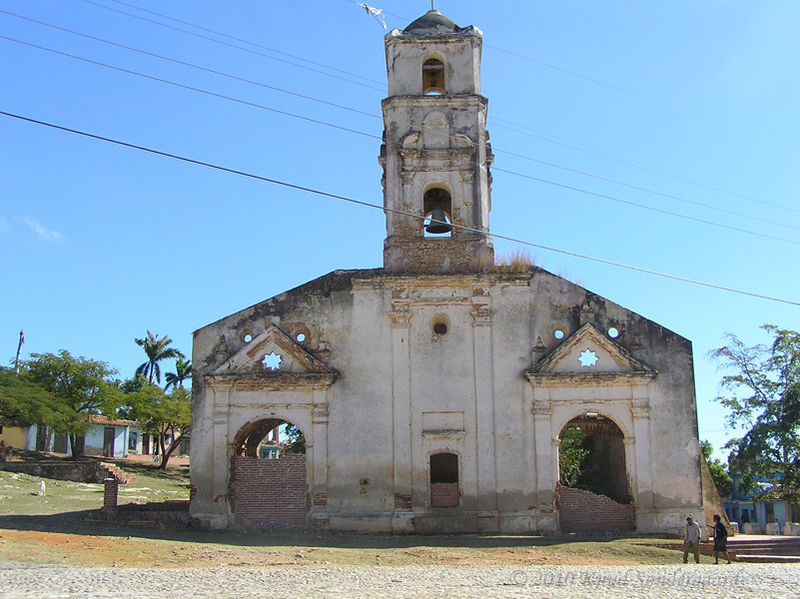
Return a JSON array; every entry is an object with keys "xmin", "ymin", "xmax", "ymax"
[
  {"xmin": 99, "ymin": 462, "xmax": 136, "ymax": 484},
  {"xmin": 735, "ymin": 554, "xmax": 800, "ymax": 563}
]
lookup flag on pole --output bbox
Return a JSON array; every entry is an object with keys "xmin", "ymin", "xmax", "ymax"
[{"xmin": 358, "ymin": 3, "xmax": 387, "ymax": 29}]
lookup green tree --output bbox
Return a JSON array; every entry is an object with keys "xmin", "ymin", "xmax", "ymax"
[
  {"xmin": 127, "ymin": 384, "xmax": 190, "ymax": 469},
  {"xmin": 281, "ymin": 423, "xmax": 306, "ymax": 455},
  {"xmin": 0, "ymin": 367, "xmax": 60, "ymax": 428},
  {"xmin": 700, "ymin": 439, "xmax": 733, "ymax": 498},
  {"xmin": 558, "ymin": 426, "xmax": 589, "ymax": 487},
  {"xmin": 134, "ymin": 331, "xmax": 184, "ymax": 385},
  {"xmin": 709, "ymin": 325, "xmax": 800, "ymax": 517},
  {"xmin": 164, "ymin": 356, "xmax": 192, "ymax": 390},
  {"xmin": 24, "ymin": 351, "xmax": 120, "ymax": 459}
]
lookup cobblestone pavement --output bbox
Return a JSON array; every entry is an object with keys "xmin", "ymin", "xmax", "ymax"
[{"xmin": 1, "ymin": 562, "xmax": 798, "ymax": 598}]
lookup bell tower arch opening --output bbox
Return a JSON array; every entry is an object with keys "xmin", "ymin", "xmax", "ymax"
[
  {"xmin": 422, "ymin": 57, "xmax": 445, "ymax": 95},
  {"xmin": 423, "ymin": 187, "xmax": 452, "ymax": 236}
]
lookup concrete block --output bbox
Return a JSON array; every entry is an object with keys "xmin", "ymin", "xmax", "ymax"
[
  {"xmin": 784, "ymin": 522, "xmax": 800, "ymax": 536},
  {"xmin": 742, "ymin": 522, "xmax": 761, "ymax": 534},
  {"xmin": 766, "ymin": 522, "xmax": 781, "ymax": 535}
]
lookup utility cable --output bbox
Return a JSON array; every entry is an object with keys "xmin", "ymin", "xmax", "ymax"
[
  {"xmin": 490, "ymin": 121, "xmax": 800, "ymax": 216},
  {"xmin": 102, "ymin": 0, "xmax": 385, "ymax": 85},
  {"xmin": 494, "ymin": 149, "xmax": 800, "ymax": 232},
  {"xmin": 0, "ymin": 34, "xmax": 381, "ymax": 141},
  {"xmin": 6, "ymin": 7, "xmax": 793, "ymax": 231},
  {"xmin": 78, "ymin": 0, "xmax": 799, "ymax": 215},
  {"xmin": 74, "ymin": 0, "xmax": 384, "ymax": 92},
  {"xmin": 1, "ymin": 109, "xmax": 797, "ymax": 308},
  {"xmin": 493, "ymin": 167, "xmax": 800, "ymax": 246},
  {"xmin": 0, "ymin": 9, "xmax": 380, "ymax": 121},
  {"xmin": 2, "ymin": 33, "xmax": 796, "ymax": 246}
]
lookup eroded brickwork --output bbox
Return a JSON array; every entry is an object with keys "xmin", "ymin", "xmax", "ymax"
[
  {"xmin": 103, "ymin": 478, "xmax": 118, "ymax": 511},
  {"xmin": 229, "ymin": 455, "xmax": 307, "ymax": 525},
  {"xmin": 555, "ymin": 485, "xmax": 635, "ymax": 532},
  {"xmin": 430, "ymin": 482, "xmax": 460, "ymax": 507}
]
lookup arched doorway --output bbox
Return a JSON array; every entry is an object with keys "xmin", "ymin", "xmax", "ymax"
[
  {"xmin": 556, "ymin": 413, "xmax": 635, "ymax": 533},
  {"xmin": 229, "ymin": 417, "xmax": 308, "ymax": 527}
]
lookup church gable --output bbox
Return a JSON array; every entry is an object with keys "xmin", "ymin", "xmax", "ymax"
[
  {"xmin": 213, "ymin": 324, "xmax": 331, "ymax": 375},
  {"xmin": 527, "ymin": 323, "xmax": 656, "ymax": 387}
]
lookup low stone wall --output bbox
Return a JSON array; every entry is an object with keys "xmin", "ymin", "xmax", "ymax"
[
  {"xmin": 0, "ymin": 461, "xmax": 107, "ymax": 483},
  {"xmin": 90, "ymin": 500, "xmax": 191, "ymax": 528}
]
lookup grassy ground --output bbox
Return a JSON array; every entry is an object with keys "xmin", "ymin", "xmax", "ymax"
[
  {"xmin": 0, "ymin": 462, "xmax": 189, "ymax": 516},
  {"xmin": 0, "ymin": 462, "xmax": 685, "ymax": 568}
]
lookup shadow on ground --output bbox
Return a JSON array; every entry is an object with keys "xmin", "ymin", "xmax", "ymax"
[{"xmin": 0, "ymin": 510, "xmax": 651, "ymax": 550}]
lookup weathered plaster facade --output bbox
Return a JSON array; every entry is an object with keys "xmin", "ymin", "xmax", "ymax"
[{"xmin": 190, "ymin": 10, "xmax": 704, "ymax": 534}]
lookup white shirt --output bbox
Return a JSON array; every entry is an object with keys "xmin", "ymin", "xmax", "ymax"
[{"xmin": 685, "ymin": 521, "xmax": 701, "ymax": 543}]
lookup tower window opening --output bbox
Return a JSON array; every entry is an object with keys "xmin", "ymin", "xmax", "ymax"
[
  {"xmin": 422, "ymin": 59, "xmax": 445, "ymax": 95},
  {"xmin": 423, "ymin": 188, "xmax": 452, "ymax": 237}
]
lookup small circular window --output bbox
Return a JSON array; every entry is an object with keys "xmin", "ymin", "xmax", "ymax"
[
  {"xmin": 296, "ymin": 333, "xmax": 306, "ymax": 343},
  {"xmin": 608, "ymin": 327, "xmax": 619, "ymax": 338},
  {"xmin": 554, "ymin": 329, "xmax": 565, "ymax": 340},
  {"xmin": 433, "ymin": 322, "xmax": 448, "ymax": 335}
]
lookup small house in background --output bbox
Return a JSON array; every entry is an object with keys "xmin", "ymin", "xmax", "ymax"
[
  {"xmin": 22, "ymin": 418, "xmax": 160, "ymax": 459},
  {"xmin": 82, "ymin": 415, "xmax": 133, "ymax": 458},
  {"xmin": 724, "ymin": 475, "xmax": 800, "ymax": 534},
  {"xmin": 0, "ymin": 425, "xmax": 28, "ymax": 451}
]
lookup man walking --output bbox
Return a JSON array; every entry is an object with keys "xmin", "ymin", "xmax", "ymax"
[{"xmin": 683, "ymin": 515, "xmax": 702, "ymax": 563}]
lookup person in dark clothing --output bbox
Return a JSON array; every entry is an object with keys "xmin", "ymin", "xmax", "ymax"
[{"xmin": 712, "ymin": 514, "xmax": 732, "ymax": 564}]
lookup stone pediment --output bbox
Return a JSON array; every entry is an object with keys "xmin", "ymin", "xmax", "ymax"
[
  {"xmin": 525, "ymin": 323, "xmax": 656, "ymax": 387},
  {"xmin": 206, "ymin": 325, "xmax": 337, "ymax": 391}
]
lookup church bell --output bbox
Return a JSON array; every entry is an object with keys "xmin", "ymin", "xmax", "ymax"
[{"xmin": 425, "ymin": 204, "xmax": 452, "ymax": 234}]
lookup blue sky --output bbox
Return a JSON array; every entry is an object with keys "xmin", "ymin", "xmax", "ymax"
[{"xmin": 1, "ymin": 1, "xmax": 798, "ymax": 459}]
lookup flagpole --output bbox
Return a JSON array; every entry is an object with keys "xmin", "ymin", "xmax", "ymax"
[{"xmin": 14, "ymin": 330, "xmax": 24, "ymax": 374}]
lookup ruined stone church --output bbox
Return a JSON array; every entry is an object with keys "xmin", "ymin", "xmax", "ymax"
[{"xmin": 190, "ymin": 10, "xmax": 704, "ymax": 534}]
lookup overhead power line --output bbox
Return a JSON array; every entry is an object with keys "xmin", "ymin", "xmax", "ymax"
[
  {"xmin": 6, "ymin": 6, "xmax": 794, "ymax": 230},
  {"xmin": 74, "ymin": 0, "xmax": 384, "ymax": 92},
  {"xmin": 0, "ymin": 34, "xmax": 381, "ymax": 141},
  {"xmin": 0, "ymin": 9, "xmax": 380, "ymax": 121},
  {"xmin": 2, "ymin": 32, "xmax": 796, "ymax": 246},
  {"xmin": 101, "ymin": 0, "xmax": 385, "ymax": 85},
  {"xmin": 494, "ymin": 149, "xmax": 800, "ymax": 233},
  {"xmin": 494, "ymin": 166, "xmax": 800, "ymax": 246},
  {"xmin": 1, "ymin": 109, "xmax": 797, "ymax": 308},
  {"xmin": 71, "ymin": 0, "xmax": 800, "ymax": 215},
  {"xmin": 10, "ymin": 7, "xmax": 792, "ymax": 231}
]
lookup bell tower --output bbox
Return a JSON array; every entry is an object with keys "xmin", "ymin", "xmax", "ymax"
[{"xmin": 379, "ymin": 10, "xmax": 494, "ymax": 274}]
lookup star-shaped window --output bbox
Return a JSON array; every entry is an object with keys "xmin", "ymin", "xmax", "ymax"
[
  {"xmin": 578, "ymin": 349, "xmax": 598, "ymax": 368},
  {"xmin": 262, "ymin": 352, "xmax": 282, "ymax": 371}
]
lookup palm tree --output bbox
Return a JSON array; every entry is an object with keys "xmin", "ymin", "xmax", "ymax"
[
  {"xmin": 135, "ymin": 331, "xmax": 184, "ymax": 385},
  {"xmin": 165, "ymin": 356, "xmax": 192, "ymax": 390}
]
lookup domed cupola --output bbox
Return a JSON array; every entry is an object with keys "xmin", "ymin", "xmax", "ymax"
[{"xmin": 402, "ymin": 9, "xmax": 463, "ymax": 35}]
